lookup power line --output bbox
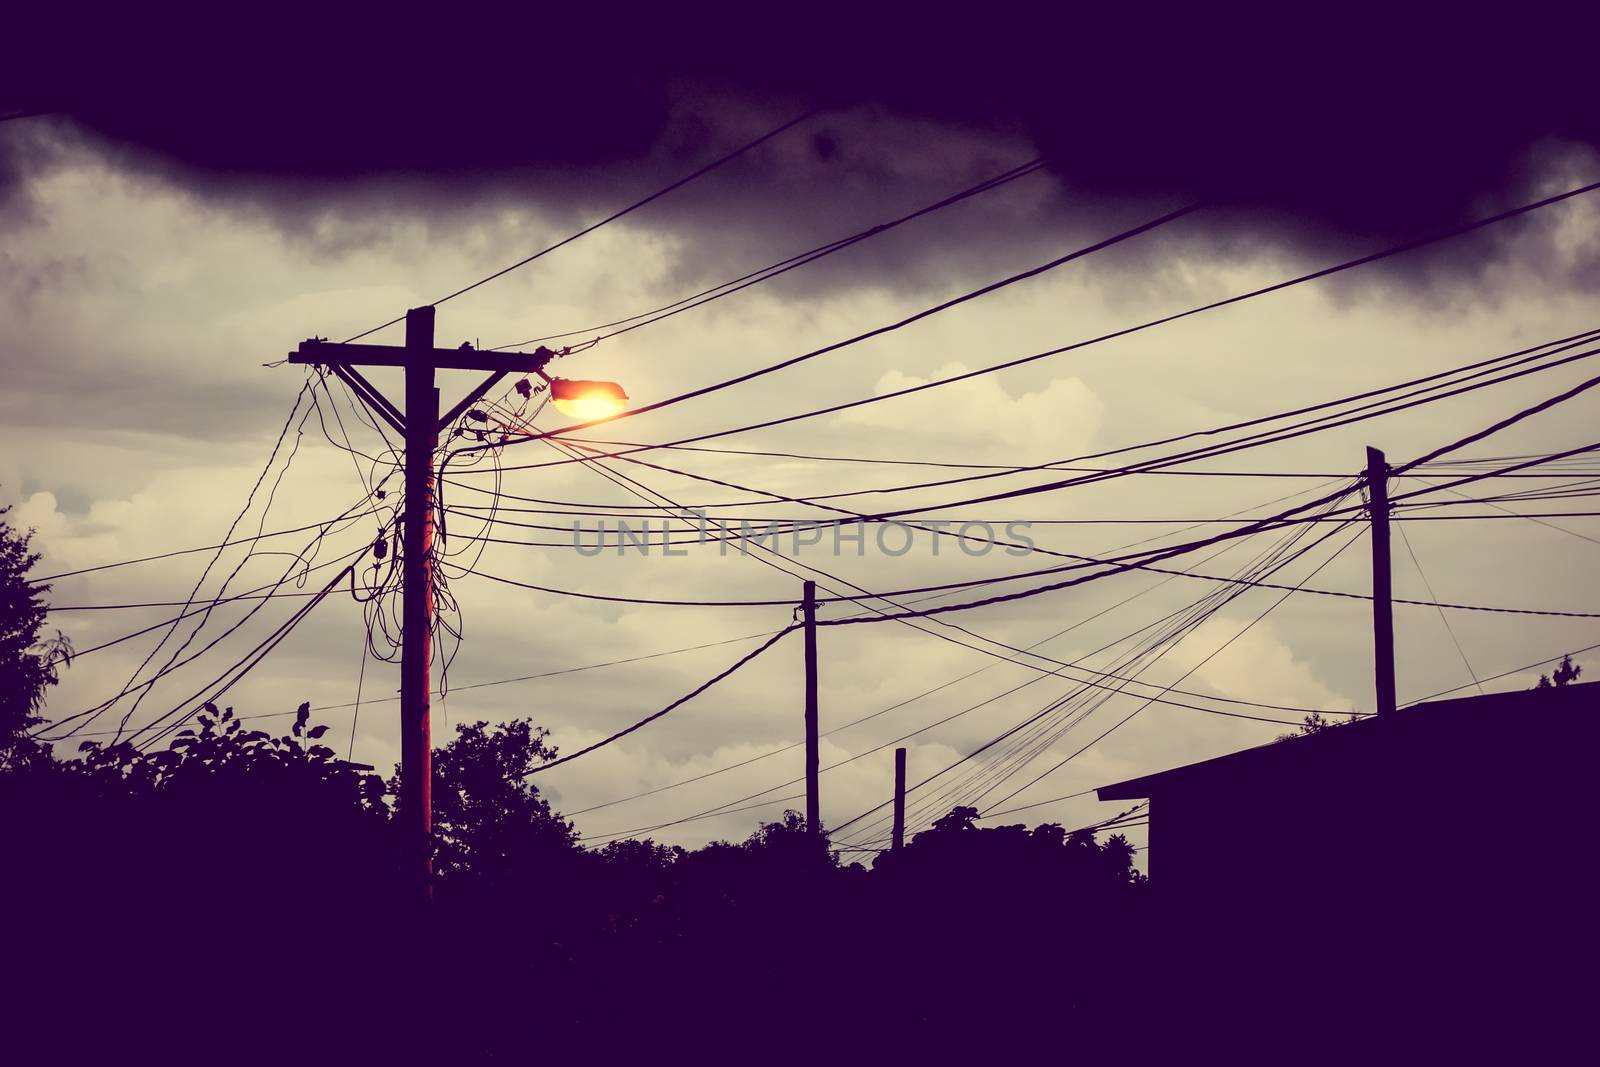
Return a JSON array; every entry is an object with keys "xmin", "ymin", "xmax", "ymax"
[
  {"xmin": 448, "ymin": 418, "xmax": 1600, "ymax": 618},
  {"xmin": 126, "ymin": 563, "xmax": 359, "ymax": 751},
  {"xmin": 548, "ymin": 409, "xmax": 1585, "ymax": 599},
  {"xmin": 347, "ymin": 633, "xmax": 368, "ymax": 761},
  {"xmin": 492, "ymin": 178, "xmax": 1600, "ymax": 457},
  {"xmin": 1394, "ymin": 368, "xmax": 1600, "ymax": 475},
  {"xmin": 34, "ymin": 557, "xmax": 363, "ymax": 748},
  {"xmin": 549, "ymin": 436, "xmax": 1363, "ymax": 476},
  {"xmin": 475, "ymin": 201, "xmax": 1202, "ymax": 449},
  {"xmin": 720, "ymin": 363, "xmax": 1600, "ymax": 620},
  {"xmin": 522, "ymin": 435, "xmax": 1595, "ymax": 481},
  {"xmin": 564, "ymin": 479, "xmax": 1369, "ymax": 821},
  {"xmin": 341, "ymin": 110, "xmax": 818, "ymax": 343},
  {"xmin": 38, "ymin": 547, "xmax": 369, "ymax": 672},
  {"xmin": 878, "ymin": 546, "xmax": 1353, "ymax": 845},
  {"xmin": 1399, "ymin": 641, "xmax": 1600, "ymax": 706},
  {"xmin": 830, "ymin": 518, "xmax": 1347, "ymax": 842},
  {"xmin": 822, "ymin": 433, "xmax": 1600, "ymax": 835},
  {"xmin": 35, "ymin": 484, "xmax": 384, "ymax": 742},
  {"xmin": 27, "ymin": 510, "xmax": 384, "ymax": 585},
  {"xmin": 521, "ymin": 625, "xmax": 798, "ymax": 776},
  {"xmin": 976, "ymin": 787, "xmax": 1100, "ymax": 822},
  {"xmin": 849, "ymin": 340, "xmax": 1600, "ymax": 523},
  {"xmin": 1410, "ymin": 476, "xmax": 1600, "ymax": 547},
  {"xmin": 477, "ymin": 329, "xmax": 1583, "ymax": 586},
  {"xmin": 494, "ymin": 158, "xmax": 1047, "ymax": 348},
  {"xmin": 575, "ymin": 601, "xmax": 1315, "ymax": 832},
  {"xmin": 842, "ymin": 515, "xmax": 1357, "ymax": 845},
  {"xmin": 563, "ymin": 626, "xmax": 1093, "ymax": 818},
  {"xmin": 434, "ymin": 505, "xmax": 1600, "ymax": 532},
  {"xmin": 1396, "ymin": 521, "xmax": 1484, "ymax": 696},
  {"xmin": 53, "ymin": 590, "xmax": 349, "ymax": 609},
  {"xmin": 979, "ymin": 522, "xmax": 1367, "ymax": 817},
  {"xmin": 447, "ymin": 509, "xmax": 1600, "ymax": 619},
  {"xmin": 37, "ymin": 547, "xmax": 352, "ymax": 744},
  {"xmin": 58, "ymin": 625, "xmax": 794, "ymax": 738},
  {"xmin": 812, "ymin": 445, "xmax": 1600, "ymax": 629},
  {"xmin": 98, "ymin": 383, "xmax": 322, "ymax": 739},
  {"xmin": 514, "ymin": 420, "xmax": 1346, "ymax": 835},
  {"xmin": 480, "ymin": 326, "xmax": 1600, "ymax": 498},
  {"xmin": 590, "ymin": 514, "xmax": 1357, "ymax": 845}
]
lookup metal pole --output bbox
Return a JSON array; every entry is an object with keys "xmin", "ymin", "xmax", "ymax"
[
  {"xmin": 402, "ymin": 306, "xmax": 438, "ymax": 900},
  {"xmin": 1366, "ymin": 446, "xmax": 1396, "ymax": 717}
]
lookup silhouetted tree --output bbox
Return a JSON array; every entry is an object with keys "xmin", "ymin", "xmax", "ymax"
[
  {"xmin": 415, "ymin": 718, "xmax": 578, "ymax": 891},
  {"xmin": 885, "ymin": 804, "xmax": 1144, "ymax": 890},
  {"xmin": 1276, "ymin": 710, "xmax": 1345, "ymax": 742},
  {"xmin": 63, "ymin": 701, "xmax": 394, "ymax": 906},
  {"xmin": 1535, "ymin": 654, "xmax": 1582, "ymax": 689},
  {"xmin": 11, "ymin": 699, "xmax": 1159, "ymax": 1056},
  {"xmin": 851, "ymin": 803, "xmax": 1146, "ymax": 1030},
  {"xmin": 75, "ymin": 701, "xmax": 383, "ymax": 800},
  {"xmin": 0, "ymin": 507, "xmax": 71, "ymax": 769},
  {"xmin": 8, "ymin": 700, "xmax": 402, "ymax": 1055},
  {"xmin": 739, "ymin": 807, "xmax": 836, "ymax": 865},
  {"xmin": 592, "ymin": 836, "xmax": 684, "ymax": 872}
]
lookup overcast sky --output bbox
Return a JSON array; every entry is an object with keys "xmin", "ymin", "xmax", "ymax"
[{"xmin": 6, "ymin": 23, "xmax": 1600, "ymax": 854}]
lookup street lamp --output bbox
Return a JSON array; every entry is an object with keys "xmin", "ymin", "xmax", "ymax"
[{"xmin": 549, "ymin": 377, "xmax": 629, "ymax": 421}]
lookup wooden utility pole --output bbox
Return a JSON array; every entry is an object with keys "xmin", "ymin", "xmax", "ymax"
[
  {"xmin": 803, "ymin": 580, "xmax": 820, "ymax": 840},
  {"xmin": 401, "ymin": 307, "xmax": 439, "ymax": 897},
  {"xmin": 891, "ymin": 747, "xmax": 906, "ymax": 851},
  {"xmin": 289, "ymin": 310, "xmax": 557, "ymax": 901},
  {"xmin": 1366, "ymin": 446, "xmax": 1397, "ymax": 717}
]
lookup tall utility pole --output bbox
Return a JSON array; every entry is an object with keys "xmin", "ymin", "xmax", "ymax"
[
  {"xmin": 290, "ymin": 309, "xmax": 557, "ymax": 901},
  {"xmin": 802, "ymin": 580, "xmax": 820, "ymax": 841},
  {"xmin": 401, "ymin": 307, "xmax": 439, "ymax": 897},
  {"xmin": 891, "ymin": 747, "xmax": 906, "ymax": 851},
  {"xmin": 1366, "ymin": 446, "xmax": 1397, "ymax": 717}
]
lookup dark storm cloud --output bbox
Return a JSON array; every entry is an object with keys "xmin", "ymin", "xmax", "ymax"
[{"xmin": 6, "ymin": 8, "xmax": 1600, "ymax": 296}]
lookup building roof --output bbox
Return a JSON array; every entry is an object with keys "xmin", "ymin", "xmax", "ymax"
[{"xmin": 1096, "ymin": 680, "xmax": 1600, "ymax": 801}]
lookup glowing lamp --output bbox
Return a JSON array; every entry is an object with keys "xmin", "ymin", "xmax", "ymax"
[{"xmin": 550, "ymin": 378, "xmax": 629, "ymax": 420}]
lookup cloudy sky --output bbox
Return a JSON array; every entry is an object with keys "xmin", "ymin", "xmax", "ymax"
[{"xmin": 6, "ymin": 17, "xmax": 1600, "ymax": 854}]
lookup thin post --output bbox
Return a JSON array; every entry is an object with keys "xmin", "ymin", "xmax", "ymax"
[
  {"xmin": 891, "ymin": 747, "xmax": 906, "ymax": 851},
  {"xmin": 1366, "ymin": 446, "xmax": 1396, "ymax": 717},
  {"xmin": 401, "ymin": 305, "xmax": 438, "ymax": 900},
  {"xmin": 803, "ymin": 580, "xmax": 820, "ymax": 840}
]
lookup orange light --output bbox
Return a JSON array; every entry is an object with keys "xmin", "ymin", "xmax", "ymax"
[{"xmin": 550, "ymin": 378, "xmax": 629, "ymax": 420}]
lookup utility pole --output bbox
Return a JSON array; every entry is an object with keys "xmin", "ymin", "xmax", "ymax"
[
  {"xmin": 401, "ymin": 307, "xmax": 439, "ymax": 898},
  {"xmin": 1366, "ymin": 446, "xmax": 1397, "ymax": 717},
  {"xmin": 891, "ymin": 746, "xmax": 906, "ymax": 851},
  {"xmin": 803, "ymin": 580, "xmax": 820, "ymax": 843},
  {"xmin": 289, "ymin": 310, "xmax": 558, "ymax": 902}
]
